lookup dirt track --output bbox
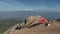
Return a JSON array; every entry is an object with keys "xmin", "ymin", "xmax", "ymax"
[{"xmin": 4, "ymin": 21, "xmax": 60, "ymax": 34}]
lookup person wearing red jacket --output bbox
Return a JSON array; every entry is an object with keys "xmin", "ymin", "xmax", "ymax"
[
  {"xmin": 24, "ymin": 17, "xmax": 48, "ymax": 28},
  {"xmin": 40, "ymin": 17, "xmax": 47, "ymax": 23}
]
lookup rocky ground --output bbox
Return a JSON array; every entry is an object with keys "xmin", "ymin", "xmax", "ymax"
[{"xmin": 3, "ymin": 20, "xmax": 60, "ymax": 34}]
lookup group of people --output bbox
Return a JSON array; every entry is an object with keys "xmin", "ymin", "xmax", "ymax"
[{"xmin": 15, "ymin": 15, "xmax": 53, "ymax": 30}]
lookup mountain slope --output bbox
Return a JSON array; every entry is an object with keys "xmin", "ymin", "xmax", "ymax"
[{"xmin": 3, "ymin": 20, "xmax": 60, "ymax": 34}]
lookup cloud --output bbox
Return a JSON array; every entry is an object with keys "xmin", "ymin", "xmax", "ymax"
[
  {"xmin": 0, "ymin": 1, "xmax": 11, "ymax": 6},
  {"xmin": 0, "ymin": 0, "xmax": 22, "ymax": 5},
  {"xmin": 0, "ymin": 0, "xmax": 60, "ymax": 11},
  {"xmin": 3, "ymin": 8, "xmax": 33, "ymax": 11},
  {"xmin": 22, "ymin": 9, "xmax": 33, "ymax": 11},
  {"xmin": 15, "ymin": 8, "xmax": 33, "ymax": 11}
]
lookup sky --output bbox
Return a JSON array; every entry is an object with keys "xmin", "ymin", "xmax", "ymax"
[{"xmin": 0, "ymin": 0, "xmax": 60, "ymax": 11}]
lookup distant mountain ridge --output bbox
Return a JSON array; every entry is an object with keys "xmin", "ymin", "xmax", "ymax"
[{"xmin": 0, "ymin": 11, "xmax": 60, "ymax": 20}]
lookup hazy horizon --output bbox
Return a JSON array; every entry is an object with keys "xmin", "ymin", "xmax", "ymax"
[
  {"xmin": 0, "ymin": 11, "xmax": 59, "ymax": 20},
  {"xmin": 0, "ymin": 0, "xmax": 60, "ymax": 20}
]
